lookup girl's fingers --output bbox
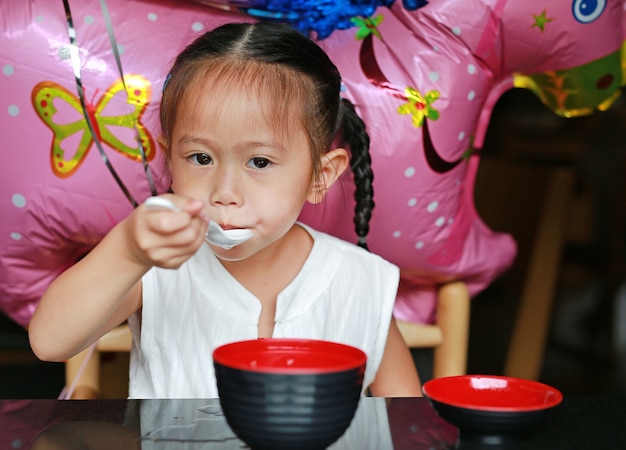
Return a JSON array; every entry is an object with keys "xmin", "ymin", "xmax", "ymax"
[
  {"xmin": 131, "ymin": 199, "xmax": 208, "ymax": 268},
  {"xmin": 143, "ymin": 196, "xmax": 207, "ymax": 234},
  {"xmin": 144, "ymin": 196, "xmax": 205, "ymax": 218}
]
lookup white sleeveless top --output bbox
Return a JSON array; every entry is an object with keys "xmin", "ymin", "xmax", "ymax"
[{"xmin": 128, "ymin": 223, "xmax": 399, "ymax": 398}]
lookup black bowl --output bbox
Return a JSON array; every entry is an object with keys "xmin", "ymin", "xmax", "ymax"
[
  {"xmin": 213, "ymin": 338, "xmax": 366, "ymax": 450},
  {"xmin": 423, "ymin": 375, "xmax": 563, "ymax": 447}
]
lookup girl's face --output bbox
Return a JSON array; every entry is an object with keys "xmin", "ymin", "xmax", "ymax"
[{"xmin": 168, "ymin": 81, "xmax": 316, "ymax": 261}]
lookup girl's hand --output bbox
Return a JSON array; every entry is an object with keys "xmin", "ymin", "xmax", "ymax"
[{"xmin": 125, "ymin": 195, "xmax": 208, "ymax": 269}]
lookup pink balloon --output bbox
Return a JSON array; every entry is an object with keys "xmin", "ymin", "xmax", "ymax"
[{"xmin": 1, "ymin": 0, "xmax": 624, "ymax": 327}]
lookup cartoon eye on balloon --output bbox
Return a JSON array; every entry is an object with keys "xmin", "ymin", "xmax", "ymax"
[{"xmin": 572, "ymin": 0, "xmax": 606, "ymax": 23}]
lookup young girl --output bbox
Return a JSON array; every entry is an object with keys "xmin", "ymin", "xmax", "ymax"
[{"xmin": 29, "ymin": 21, "xmax": 422, "ymax": 398}]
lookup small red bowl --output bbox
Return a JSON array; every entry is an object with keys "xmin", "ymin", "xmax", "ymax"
[
  {"xmin": 423, "ymin": 375, "xmax": 563, "ymax": 446},
  {"xmin": 423, "ymin": 374, "xmax": 563, "ymax": 412}
]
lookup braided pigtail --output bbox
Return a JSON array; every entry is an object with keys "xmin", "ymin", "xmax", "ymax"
[{"xmin": 338, "ymin": 98, "xmax": 374, "ymax": 250}]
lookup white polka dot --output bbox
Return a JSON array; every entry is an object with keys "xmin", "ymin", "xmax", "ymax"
[
  {"xmin": 84, "ymin": 15, "xmax": 94, "ymax": 25},
  {"xmin": 451, "ymin": 27, "xmax": 461, "ymax": 36},
  {"xmin": 148, "ymin": 12, "xmax": 158, "ymax": 21},
  {"xmin": 116, "ymin": 43, "xmax": 125, "ymax": 55},
  {"xmin": 432, "ymin": 45, "xmax": 439, "ymax": 53},
  {"xmin": 415, "ymin": 241, "xmax": 424, "ymax": 249},
  {"xmin": 393, "ymin": 231, "xmax": 401, "ymax": 238},
  {"xmin": 11, "ymin": 438, "xmax": 22, "ymax": 448},
  {"xmin": 435, "ymin": 216, "xmax": 446, "ymax": 227},
  {"xmin": 468, "ymin": 64, "xmax": 476, "ymax": 74},
  {"xmin": 448, "ymin": 218, "xmax": 454, "ymax": 225},
  {"xmin": 10, "ymin": 232, "xmax": 22, "ymax": 241},
  {"xmin": 36, "ymin": 15, "xmax": 44, "ymax": 22},
  {"xmin": 192, "ymin": 22, "xmax": 204, "ymax": 32},
  {"xmin": 12, "ymin": 194, "xmax": 26, "ymax": 208},
  {"xmin": 408, "ymin": 198, "xmax": 417, "ymax": 207},
  {"xmin": 427, "ymin": 200, "xmax": 438, "ymax": 212},
  {"xmin": 467, "ymin": 90, "xmax": 476, "ymax": 100},
  {"xmin": 404, "ymin": 167, "xmax": 416, "ymax": 177},
  {"xmin": 58, "ymin": 46, "xmax": 71, "ymax": 61},
  {"xmin": 3, "ymin": 64, "xmax": 14, "ymax": 76},
  {"xmin": 458, "ymin": 131, "xmax": 465, "ymax": 140},
  {"xmin": 429, "ymin": 71, "xmax": 439, "ymax": 82},
  {"xmin": 8, "ymin": 105, "xmax": 19, "ymax": 117}
]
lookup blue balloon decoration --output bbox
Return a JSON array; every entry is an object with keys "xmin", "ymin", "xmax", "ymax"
[
  {"xmin": 239, "ymin": 0, "xmax": 404, "ymax": 39},
  {"xmin": 403, "ymin": 0, "xmax": 428, "ymax": 10}
]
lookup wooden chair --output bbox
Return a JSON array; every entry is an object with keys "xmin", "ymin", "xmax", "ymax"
[
  {"xmin": 65, "ymin": 281, "xmax": 470, "ymax": 398},
  {"xmin": 399, "ymin": 168, "xmax": 574, "ymax": 383},
  {"xmin": 397, "ymin": 280, "xmax": 470, "ymax": 379},
  {"xmin": 503, "ymin": 167, "xmax": 576, "ymax": 380},
  {"xmin": 64, "ymin": 323, "xmax": 131, "ymax": 399},
  {"xmin": 473, "ymin": 158, "xmax": 577, "ymax": 381}
]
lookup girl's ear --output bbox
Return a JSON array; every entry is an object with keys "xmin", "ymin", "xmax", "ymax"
[{"xmin": 307, "ymin": 148, "xmax": 350, "ymax": 204}]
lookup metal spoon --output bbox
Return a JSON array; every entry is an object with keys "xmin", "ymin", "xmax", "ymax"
[{"xmin": 144, "ymin": 197, "xmax": 253, "ymax": 250}]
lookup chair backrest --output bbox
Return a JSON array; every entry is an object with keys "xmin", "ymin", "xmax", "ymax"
[{"xmin": 397, "ymin": 281, "xmax": 470, "ymax": 380}]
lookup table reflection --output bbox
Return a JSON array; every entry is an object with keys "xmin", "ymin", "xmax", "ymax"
[
  {"xmin": 8, "ymin": 396, "xmax": 626, "ymax": 449},
  {"xmin": 4, "ymin": 397, "xmax": 457, "ymax": 449}
]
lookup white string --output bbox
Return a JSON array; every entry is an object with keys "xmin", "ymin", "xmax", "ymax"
[{"xmin": 58, "ymin": 341, "xmax": 97, "ymax": 400}]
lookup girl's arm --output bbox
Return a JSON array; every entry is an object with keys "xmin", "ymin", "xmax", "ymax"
[
  {"xmin": 28, "ymin": 196, "xmax": 207, "ymax": 362},
  {"xmin": 368, "ymin": 318, "xmax": 423, "ymax": 397}
]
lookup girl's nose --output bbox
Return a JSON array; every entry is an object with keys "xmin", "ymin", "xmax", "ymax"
[{"xmin": 209, "ymin": 165, "xmax": 242, "ymax": 206}]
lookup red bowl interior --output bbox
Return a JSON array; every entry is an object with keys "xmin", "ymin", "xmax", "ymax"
[
  {"xmin": 213, "ymin": 338, "xmax": 367, "ymax": 374},
  {"xmin": 423, "ymin": 375, "xmax": 563, "ymax": 412}
]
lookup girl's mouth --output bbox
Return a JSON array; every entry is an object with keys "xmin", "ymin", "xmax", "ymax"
[{"xmin": 206, "ymin": 221, "xmax": 253, "ymax": 250}]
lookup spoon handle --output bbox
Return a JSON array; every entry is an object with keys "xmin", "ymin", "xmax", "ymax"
[{"xmin": 144, "ymin": 196, "xmax": 181, "ymax": 212}]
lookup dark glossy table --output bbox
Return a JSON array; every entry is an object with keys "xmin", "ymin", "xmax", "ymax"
[{"xmin": 2, "ymin": 396, "xmax": 625, "ymax": 449}]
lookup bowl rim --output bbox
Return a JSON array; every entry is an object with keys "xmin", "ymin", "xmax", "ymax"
[
  {"xmin": 422, "ymin": 374, "xmax": 563, "ymax": 412},
  {"xmin": 213, "ymin": 338, "xmax": 367, "ymax": 374}
]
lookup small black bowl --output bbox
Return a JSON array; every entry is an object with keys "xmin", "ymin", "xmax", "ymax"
[
  {"xmin": 213, "ymin": 338, "xmax": 366, "ymax": 450},
  {"xmin": 423, "ymin": 375, "xmax": 563, "ymax": 447}
]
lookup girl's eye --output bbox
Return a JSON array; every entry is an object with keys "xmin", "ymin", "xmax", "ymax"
[
  {"xmin": 248, "ymin": 157, "xmax": 271, "ymax": 169},
  {"xmin": 191, "ymin": 153, "xmax": 212, "ymax": 165}
]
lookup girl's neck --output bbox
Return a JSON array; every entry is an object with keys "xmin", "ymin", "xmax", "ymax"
[
  {"xmin": 220, "ymin": 224, "xmax": 313, "ymax": 301},
  {"xmin": 221, "ymin": 224, "xmax": 313, "ymax": 338}
]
